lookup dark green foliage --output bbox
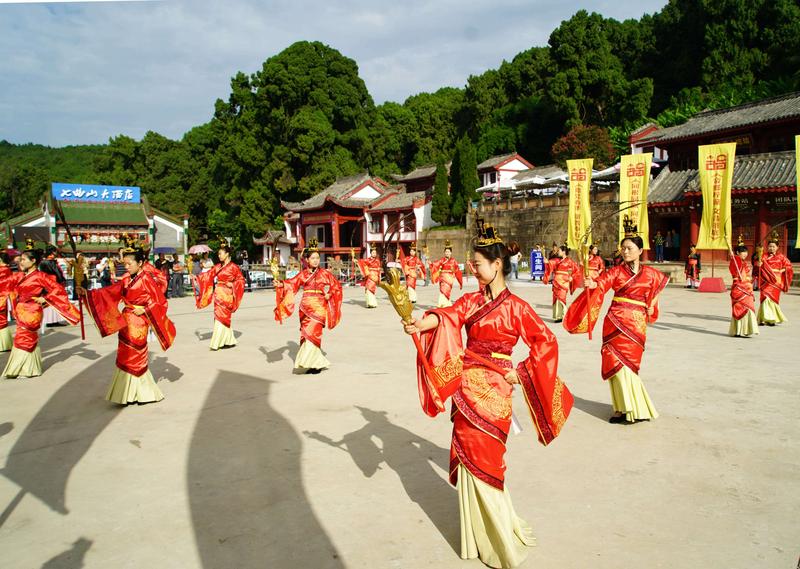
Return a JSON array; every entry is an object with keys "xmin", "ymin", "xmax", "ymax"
[{"xmin": 449, "ymin": 137, "xmax": 480, "ymax": 223}]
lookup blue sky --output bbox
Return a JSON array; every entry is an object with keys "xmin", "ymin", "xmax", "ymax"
[{"xmin": 0, "ymin": 0, "xmax": 667, "ymax": 146}]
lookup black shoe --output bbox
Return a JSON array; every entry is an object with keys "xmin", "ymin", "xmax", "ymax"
[
  {"xmin": 608, "ymin": 415, "xmax": 627, "ymax": 424},
  {"xmin": 307, "ymin": 368, "xmax": 322, "ymax": 374}
]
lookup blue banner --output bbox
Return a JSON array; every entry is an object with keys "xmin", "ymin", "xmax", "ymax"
[
  {"xmin": 52, "ymin": 183, "xmax": 141, "ymax": 204},
  {"xmin": 530, "ymin": 249, "xmax": 545, "ymax": 280}
]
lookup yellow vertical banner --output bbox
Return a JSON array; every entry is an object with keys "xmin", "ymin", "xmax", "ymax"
[
  {"xmin": 795, "ymin": 135, "xmax": 799, "ymax": 248},
  {"xmin": 696, "ymin": 143, "xmax": 735, "ymax": 250},
  {"xmin": 618, "ymin": 153, "xmax": 653, "ymax": 249},
  {"xmin": 567, "ymin": 158, "xmax": 593, "ymax": 249}
]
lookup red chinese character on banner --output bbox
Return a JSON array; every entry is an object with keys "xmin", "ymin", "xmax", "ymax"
[
  {"xmin": 570, "ymin": 168, "xmax": 587, "ymax": 181},
  {"xmin": 627, "ymin": 163, "xmax": 646, "ymax": 177},
  {"xmin": 705, "ymin": 153, "xmax": 728, "ymax": 171}
]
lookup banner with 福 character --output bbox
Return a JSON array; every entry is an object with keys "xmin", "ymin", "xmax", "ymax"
[
  {"xmin": 567, "ymin": 158, "xmax": 593, "ymax": 249},
  {"xmin": 795, "ymin": 135, "xmax": 799, "ymax": 248},
  {"xmin": 618, "ymin": 153, "xmax": 652, "ymax": 249},
  {"xmin": 696, "ymin": 143, "xmax": 735, "ymax": 250}
]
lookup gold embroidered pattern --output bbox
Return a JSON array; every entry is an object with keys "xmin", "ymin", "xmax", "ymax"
[
  {"xmin": 462, "ymin": 367, "xmax": 512, "ymax": 420},
  {"xmin": 629, "ymin": 309, "xmax": 647, "ymax": 334},
  {"xmin": 551, "ymin": 375, "xmax": 566, "ymax": 434},
  {"xmin": 572, "ymin": 302, "xmax": 602, "ymax": 333},
  {"xmin": 432, "ymin": 352, "xmax": 463, "ymax": 388}
]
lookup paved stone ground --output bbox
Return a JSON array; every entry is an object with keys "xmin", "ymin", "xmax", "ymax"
[{"xmin": 0, "ymin": 278, "xmax": 797, "ymax": 569}]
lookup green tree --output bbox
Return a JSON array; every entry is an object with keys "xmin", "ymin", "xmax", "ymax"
[
  {"xmin": 430, "ymin": 160, "xmax": 451, "ymax": 225},
  {"xmin": 449, "ymin": 137, "xmax": 480, "ymax": 223}
]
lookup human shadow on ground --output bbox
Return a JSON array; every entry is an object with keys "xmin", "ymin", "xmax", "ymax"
[
  {"xmin": 0, "ymin": 352, "xmax": 121, "ymax": 526},
  {"xmin": 304, "ymin": 406, "xmax": 459, "ymax": 553},
  {"xmin": 40, "ymin": 537, "xmax": 92, "ymax": 569},
  {"xmin": 259, "ymin": 341, "xmax": 300, "ymax": 364},
  {"xmin": 668, "ymin": 311, "xmax": 730, "ymax": 323},
  {"xmin": 651, "ymin": 321, "xmax": 731, "ymax": 337},
  {"xmin": 188, "ymin": 371, "xmax": 344, "ymax": 569},
  {"xmin": 193, "ymin": 328, "xmax": 244, "ymax": 342},
  {"xmin": 571, "ymin": 395, "xmax": 612, "ymax": 422},
  {"xmin": 150, "ymin": 356, "xmax": 183, "ymax": 383},
  {"xmin": 41, "ymin": 344, "xmax": 102, "ymax": 371},
  {"xmin": 0, "ymin": 422, "xmax": 13, "ymax": 439}
]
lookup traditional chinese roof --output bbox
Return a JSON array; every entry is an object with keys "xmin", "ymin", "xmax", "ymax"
[
  {"xmin": 477, "ymin": 152, "xmax": 534, "ymax": 171},
  {"xmin": 643, "ymin": 91, "xmax": 800, "ymax": 145},
  {"xmin": 58, "ymin": 201, "xmax": 149, "ymax": 225},
  {"xmin": 648, "ymin": 150, "xmax": 796, "ymax": 205},
  {"xmin": 281, "ymin": 173, "xmax": 393, "ymax": 212},
  {"xmin": 390, "ymin": 162, "xmax": 452, "ymax": 183},
  {"xmin": 512, "ymin": 164, "xmax": 565, "ymax": 181},
  {"xmin": 369, "ymin": 191, "xmax": 428, "ymax": 212}
]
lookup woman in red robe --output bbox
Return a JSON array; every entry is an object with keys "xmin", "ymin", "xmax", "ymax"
[
  {"xmin": 403, "ymin": 220, "xmax": 572, "ymax": 568},
  {"xmin": 82, "ymin": 244, "xmax": 176, "ymax": 404},
  {"xmin": 429, "ymin": 241, "xmax": 462, "ymax": 308},
  {"xmin": 3, "ymin": 247, "xmax": 80, "ymax": 378},
  {"xmin": 192, "ymin": 241, "xmax": 245, "ymax": 350},
  {"xmin": 550, "ymin": 245, "xmax": 579, "ymax": 323},
  {"xmin": 398, "ymin": 242, "xmax": 426, "ymax": 304},
  {"xmin": 756, "ymin": 235, "xmax": 794, "ymax": 326},
  {"xmin": 274, "ymin": 240, "xmax": 343, "ymax": 374},
  {"xmin": 588, "ymin": 244, "xmax": 605, "ymax": 279},
  {"xmin": 564, "ymin": 225, "xmax": 669, "ymax": 424},
  {"xmin": 357, "ymin": 245, "xmax": 381, "ymax": 308},
  {"xmin": 0, "ymin": 252, "xmax": 14, "ymax": 352},
  {"xmin": 727, "ymin": 240, "xmax": 758, "ymax": 337}
]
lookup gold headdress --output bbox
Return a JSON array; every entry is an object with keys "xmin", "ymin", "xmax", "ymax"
[
  {"xmin": 767, "ymin": 230, "xmax": 780, "ymax": 245},
  {"xmin": 369, "ymin": 242, "xmax": 377, "ymax": 252},
  {"xmin": 736, "ymin": 234, "xmax": 745, "ymax": 247},
  {"xmin": 409, "ymin": 241, "xmax": 416, "ymax": 251},
  {"xmin": 307, "ymin": 237, "xmax": 319, "ymax": 252},
  {"xmin": 443, "ymin": 239, "xmax": 453, "ymax": 251},
  {"xmin": 475, "ymin": 218, "xmax": 503, "ymax": 247},
  {"xmin": 120, "ymin": 234, "xmax": 143, "ymax": 255},
  {"xmin": 622, "ymin": 215, "xmax": 639, "ymax": 238},
  {"xmin": 24, "ymin": 237, "xmax": 36, "ymax": 251}
]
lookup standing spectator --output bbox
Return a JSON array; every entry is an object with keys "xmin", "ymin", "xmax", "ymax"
[
  {"xmin": 510, "ymin": 250, "xmax": 521, "ymax": 279},
  {"xmin": 653, "ymin": 231, "xmax": 665, "ymax": 263},
  {"xmin": 111, "ymin": 247, "xmax": 127, "ymax": 282},
  {"xmin": 191, "ymin": 254, "xmax": 202, "ymax": 277},
  {"xmin": 240, "ymin": 251, "xmax": 252, "ymax": 292},
  {"xmin": 664, "ymin": 230, "xmax": 673, "ymax": 261},
  {"xmin": 154, "ymin": 253, "xmax": 173, "ymax": 296},
  {"xmin": 98, "ymin": 257, "xmax": 112, "ymax": 287}
]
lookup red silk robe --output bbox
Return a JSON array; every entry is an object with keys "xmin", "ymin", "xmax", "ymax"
[
  {"xmin": 564, "ymin": 264, "xmax": 669, "ymax": 380},
  {"xmin": 430, "ymin": 257, "xmax": 463, "ymax": 300},
  {"xmin": 543, "ymin": 257, "xmax": 559, "ymax": 284},
  {"xmin": 8, "ymin": 270, "xmax": 81, "ymax": 352},
  {"xmin": 729, "ymin": 256, "xmax": 755, "ymax": 320},
  {"xmin": 588, "ymin": 255, "xmax": 605, "ymax": 280},
  {"xmin": 416, "ymin": 288, "xmax": 572, "ymax": 490},
  {"xmin": 357, "ymin": 257, "xmax": 381, "ymax": 294},
  {"xmin": 0, "ymin": 266, "xmax": 12, "ymax": 331},
  {"xmin": 142, "ymin": 261, "xmax": 168, "ymax": 293},
  {"xmin": 274, "ymin": 268, "xmax": 343, "ymax": 348},
  {"xmin": 85, "ymin": 271, "xmax": 176, "ymax": 377},
  {"xmin": 192, "ymin": 262, "xmax": 245, "ymax": 328},
  {"xmin": 551, "ymin": 257, "xmax": 579, "ymax": 306},
  {"xmin": 759, "ymin": 253, "xmax": 793, "ymax": 305},
  {"xmin": 398, "ymin": 250, "xmax": 426, "ymax": 290}
]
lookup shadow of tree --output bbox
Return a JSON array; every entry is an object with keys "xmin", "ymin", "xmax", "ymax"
[
  {"xmin": 304, "ymin": 406, "xmax": 459, "ymax": 553},
  {"xmin": 189, "ymin": 371, "xmax": 344, "ymax": 568}
]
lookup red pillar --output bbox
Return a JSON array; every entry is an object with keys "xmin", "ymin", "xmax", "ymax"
[
  {"xmin": 689, "ymin": 205, "xmax": 700, "ymax": 253},
  {"xmin": 755, "ymin": 201, "xmax": 769, "ymax": 247}
]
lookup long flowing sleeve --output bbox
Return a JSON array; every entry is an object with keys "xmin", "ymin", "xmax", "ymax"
[
  {"xmin": 192, "ymin": 269, "xmax": 215, "ymax": 309},
  {"xmin": 324, "ymin": 270, "xmax": 343, "ymax": 329},
  {"xmin": 231, "ymin": 265, "xmax": 246, "ymax": 312},
  {"xmin": 563, "ymin": 266, "xmax": 615, "ymax": 335},
  {"xmin": 84, "ymin": 281, "xmax": 126, "ymax": 336},
  {"xmin": 514, "ymin": 302, "xmax": 573, "ymax": 445},
  {"xmin": 139, "ymin": 273, "xmax": 176, "ymax": 350},
  {"xmin": 274, "ymin": 272, "xmax": 303, "ymax": 323},
  {"xmin": 40, "ymin": 273, "xmax": 81, "ymax": 325}
]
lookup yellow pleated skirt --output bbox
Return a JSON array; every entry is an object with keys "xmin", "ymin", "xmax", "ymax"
[
  {"xmin": 106, "ymin": 367, "xmax": 164, "ymax": 405},
  {"xmin": 437, "ymin": 293, "xmax": 452, "ymax": 308},
  {"xmin": 457, "ymin": 465, "xmax": 535, "ymax": 569},
  {"xmin": 294, "ymin": 340, "xmax": 330, "ymax": 372},
  {"xmin": 729, "ymin": 309, "xmax": 759, "ymax": 337},
  {"xmin": 365, "ymin": 290, "xmax": 378, "ymax": 308},
  {"xmin": 209, "ymin": 320, "xmax": 237, "ymax": 350},
  {"xmin": 2, "ymin": 346, "xmax": 43, "ymax": 378},
  {"xmin": 757, "ymin": 297, "xmax": 787, "ymax": 325},
  {"xmin": 552, "ymin": 299, "xmax": 566, "ymax": 320},
  {"xmin": 608, "ymin": 365, "xmax": 659, "ymax": 422},
  {"xmin": 0, "ymin": 327, "xmax": 13, "ymax": 352}
]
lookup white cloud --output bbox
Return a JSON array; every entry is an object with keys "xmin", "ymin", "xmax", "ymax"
[{"xmin": 0, "ymin": 0, "xmax": 667, "ymax": 146}]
